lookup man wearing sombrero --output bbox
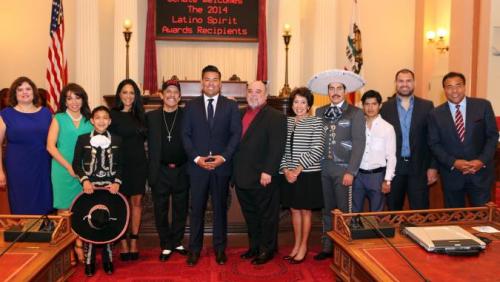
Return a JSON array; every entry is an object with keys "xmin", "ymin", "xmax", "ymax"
[{"xmin": 308, "ymin": 70, "xmax": 366, "ymax": 260}]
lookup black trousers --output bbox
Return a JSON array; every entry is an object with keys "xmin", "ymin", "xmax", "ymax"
[
  {"xmin": 387, "ymin": 161, "xmax": 428, "ymax": 210},
  {"xmin": 188, "ymin": 172, "xmax": 230, "ymax": 253},
  {"xmin": 236, "ymin": 180, "xmax": 280, "ymax": 254},
  {"xmin": 151, "ymin": 165, "xmax": 189, "ymax": 250},
  {"xmin": 84, "ymin": 243, "xmax": 112, "ymax": 264}
]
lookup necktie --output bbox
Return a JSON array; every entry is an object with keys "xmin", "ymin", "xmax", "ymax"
[
  {"xmin": 333, "ymin": 106, "xmax": 341, "ymax": 118},
  {"xmin": 324, "ymin": 106, "xmax": 342, "ymax": 120},
  {"xmin": 455, "ymin": 104, "xmax": 465, "ymax": 142},
  {"xmin": 207, "ymin": 98, "xmax": 214, "ymax": 128}
]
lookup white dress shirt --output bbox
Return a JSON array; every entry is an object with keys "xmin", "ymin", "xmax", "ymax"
[
  {"xmin": 203, "ymin": 93, "xmax": 219, "ymax": 118},
  {"xmin": 359, "ymin": 115, "xmax": 397, "ymax": 181}
]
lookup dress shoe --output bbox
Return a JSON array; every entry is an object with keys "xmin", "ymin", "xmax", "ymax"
[
  {"xmin": 313, "ymin": 251, "xmax": 332, "ymax": 261},
  {"xmin": 159, "ymin": 249, "xmax": 172, "ymax": 261},
  {"xmin": 240, "ymin": 249, "xmax": 259, "ymax": 260},
  {"xmin": 84, "ymin": 263, "xmax": 95, "ymax": 277},
  {"xmin": 251, "ymin": 252, "xmax": 274, "ymax": 265},
  {"xmin": 173, "ymin": 245, "xmax": 188, "ymax": 256},
  {"xmin": 186, "ymin": 252, "xmax": 200, "ymax": 266},
  {"xmin": 215, "ymin": 250, "xmax": 227, "ymax": 265},
  {"xmin": 103, "ymin": 262, "xmax": 114, "ymax": 275}
]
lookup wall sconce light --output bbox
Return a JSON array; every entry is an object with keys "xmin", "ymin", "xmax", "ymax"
[{"xmin": 426, "ymin": 28, "xmax": 449, "ymax": 53}]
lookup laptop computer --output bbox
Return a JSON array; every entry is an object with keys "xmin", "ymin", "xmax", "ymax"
[{"xmin": 403, "ymin": 225, "xmax": 486, "ymax": 253}]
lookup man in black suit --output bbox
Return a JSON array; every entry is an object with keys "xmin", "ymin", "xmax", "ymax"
[
  {"xmin": 146, "ymin": 80, "xmax": 189, "ymax": 262},
  {"xmin": 182, "ymin": 65, "xmax": 242, "ymax": 266},
  {"xmin": 428, "ymin": 72, "xmax": 498, "ymax": 207},
  {"xmin": 233, "ymin": 80, "xmax": 287, "ymax": 265},
  {"xmin": 380, "ymin": 69, "xmax": 438, "ymax": 210}
]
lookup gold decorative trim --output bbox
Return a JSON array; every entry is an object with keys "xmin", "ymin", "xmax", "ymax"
[{"xmin": 332, "ymin": 202, "xmax": 499, "ymax": 241}]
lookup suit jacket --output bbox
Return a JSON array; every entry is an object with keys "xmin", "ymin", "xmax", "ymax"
[
  {"xmin": 233, "ymin": 105, "xmax": 287, "ymax": 189},
  {"xmin": 427, "ymin": 97, "xmax": 498, "ymax": 189},
  {"xmin": 182, "ymin": 95, "xmax": 242, "ymax": 177},
  {"xmin": 73, "ymin": 131, "xmax": 122, "ymax": 186},
  {"xmin": 316, "ymin": 102, "xmax": 366, "ymax": 176},
  {"xmin": 380, "ymin": 96, "xmax": 435, "ymax": 176},
  {"xmin": 146, "ymin": 107, "xmax": 186, "ymax": 186}
]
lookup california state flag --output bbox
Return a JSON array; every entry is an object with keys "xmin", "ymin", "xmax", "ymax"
[{"xmin": 345, "ymin": 0, "xmax": 363, "ymax": 105}]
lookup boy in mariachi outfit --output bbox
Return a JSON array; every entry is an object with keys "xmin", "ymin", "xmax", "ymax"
[{"xmin": 72, "ymin": 106, "xmax": 126, "ymax": 277}]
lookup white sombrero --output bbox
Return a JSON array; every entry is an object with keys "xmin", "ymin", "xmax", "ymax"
[{"xmin": 307, "ymin": 69, "xmax": 365, "ymax": 95}]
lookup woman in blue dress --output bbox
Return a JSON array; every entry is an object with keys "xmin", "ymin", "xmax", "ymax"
[{"xmin": 0, "ymin": 76, "xmax": 53, "ymax": 215}]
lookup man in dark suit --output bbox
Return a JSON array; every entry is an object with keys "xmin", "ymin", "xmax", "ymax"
[
  {"xmin": 428, "ymin": 72, "xmax": 498, "ymax": 207},
  {"xmin": 380, "ymin": 69, "xmax": 438, "ymax": 211},
  {"xmin": 146, "ymin": 80, "xmax": 189, "ymax": 262},
  {"xmin": 233, "ymin": 80, "xmax": 287, "ymax": 265},
  {"xmin": 182, "ymin": 65, "xmax": 242, "ymax": 266}
]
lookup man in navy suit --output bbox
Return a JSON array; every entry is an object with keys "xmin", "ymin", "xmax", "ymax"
[
  {"xmin": 428, "ymin": 72, "xmax": 498, "ymax": 208},
  {"xmin": 380, "ymin": 69, "xmax": 438, "ymax": 211},
  {"xmin": 182, "ymin": 65, "xmax": 242, "ymax": 266}
]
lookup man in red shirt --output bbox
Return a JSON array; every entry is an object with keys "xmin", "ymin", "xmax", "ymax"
[{"xmin": 233, "ymin": 80, "xmax": 287, "ymax": 265}]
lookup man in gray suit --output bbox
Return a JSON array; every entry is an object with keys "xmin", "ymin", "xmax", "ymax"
[{"xmin": 308, "ymin": 70, "xmax": 366, "ymax": 260}]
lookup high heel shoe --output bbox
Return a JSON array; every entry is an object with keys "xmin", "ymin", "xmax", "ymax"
[
  {"xmin": 73, "ymin": 242, "xmax": 85, "ymax": 265},
  {"xmin": 289, "ymin": 252, "xmax": 307, "ymax": 264},
  {"xmin": 119, "ymin": 234, "xmax": 130, "ymax": 261},
  {"xmin": 129, "ymin": 233, "xmax": 139, "ymax": 260},
  {"xmin": 282, "ymin": 255, "xmax": 295, "ymax": 261}
]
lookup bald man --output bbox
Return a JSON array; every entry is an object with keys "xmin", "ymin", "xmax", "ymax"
[{"xmin": 233, "ymin": 81, "xmax": 287, "ymax": 265}]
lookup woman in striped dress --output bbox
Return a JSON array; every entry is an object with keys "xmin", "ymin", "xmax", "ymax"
[{"xmin": 280, "ymin": 87, "xmax": 325, "ymax": 264}]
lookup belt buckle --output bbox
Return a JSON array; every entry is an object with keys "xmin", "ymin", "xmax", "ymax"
[
  {"xmin": 402, "ymin": 157, "xmax": 410, "ymax": 162},
  {"xmin": 168, "ymin": 163, "xmax": 176, "ymax": 169}
]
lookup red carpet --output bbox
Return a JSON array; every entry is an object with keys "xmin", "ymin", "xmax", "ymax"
[{"xmin": 68, "ymin": 247, "xmax": 333, "ymax": 282}]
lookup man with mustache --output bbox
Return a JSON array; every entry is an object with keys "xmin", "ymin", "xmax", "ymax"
[
  {"xmin": 380, "ymin": 69, "xmax": 438, "ymax": 211},
  {"xmin": 233, "ymin": 80, "xmax": 287, "ymax": 265},
  {"xmin": 309, "ymin": 70, "xmax": 366, "ymax": 260}
]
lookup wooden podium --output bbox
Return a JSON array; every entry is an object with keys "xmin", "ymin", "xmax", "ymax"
[
  {"xmin": 0, "ymin": 214, "xmax": 76, "ymax": 282},
  {"xmin": 328, "ymin": 203, "xmax": 500, "ymax": 281}
]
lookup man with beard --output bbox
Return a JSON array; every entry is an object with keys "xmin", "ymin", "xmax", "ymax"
[
  {"xmin": 308, "ymin": 70, "xmax": 366, "ymax": 260},
  {"xmin": 233, "ymin": 80, "xmax": 287, "ymax": 265},
  {"xmin": 380, "ymin": 69, "xmax": 438, "ymax": 211}
]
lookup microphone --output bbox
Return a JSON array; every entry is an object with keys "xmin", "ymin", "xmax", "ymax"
[
  {"xmin": 358, "ymin": 214, "xmax": 430, "ymax": 282},
  {"xmin": 0, "ymin": 214, "xmax": 52, "ymax": 257}
]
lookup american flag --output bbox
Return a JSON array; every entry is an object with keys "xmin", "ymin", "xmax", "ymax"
[{"xmin": 46, "ymin": 0, "xmax": 67, "ymax": 113}]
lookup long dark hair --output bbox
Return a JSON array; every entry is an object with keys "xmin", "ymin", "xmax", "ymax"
[
  {"xmin": 57, "ymin": 83, "xmax": 91, "ymax": 120},
  {"xmin": 113, "ymin": 79, "xmax": 145, "ymax": 126}
]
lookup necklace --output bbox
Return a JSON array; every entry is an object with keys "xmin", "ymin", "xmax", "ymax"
[
  {"xmin": 162, "ymin": 109, "xmax": 178, "ymax": 142},
  {"xmin": 66, "ymin": 110, "xmax": 82, "ymax": 122}
]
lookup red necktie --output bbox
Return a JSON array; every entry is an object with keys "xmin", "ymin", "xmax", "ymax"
[{"xmin": 455, "ymin": 104, "xmax": 465, "ymax": 142}]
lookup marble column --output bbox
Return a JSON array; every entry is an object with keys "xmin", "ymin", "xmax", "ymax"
[{"xmin": 75, "ymin": 0, "xmax": 101, "ymax": 108}]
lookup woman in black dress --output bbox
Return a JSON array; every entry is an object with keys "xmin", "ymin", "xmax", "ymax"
[
  {"xmin": 109, "ymin": 79, "xmax": 147, "ymax": 261},
  {"xmin": 279, "ymin": 87, "xmax": 325, "ymax": 264}
]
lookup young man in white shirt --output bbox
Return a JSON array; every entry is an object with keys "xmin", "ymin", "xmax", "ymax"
[{"xmin": 353, "ymin": 90, "xmax": 397, "ymax": 212}]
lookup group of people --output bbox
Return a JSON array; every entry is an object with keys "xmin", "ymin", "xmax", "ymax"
[{"xmin": 0, "ymin": 65, "xmax": 497, "ymax": 276}]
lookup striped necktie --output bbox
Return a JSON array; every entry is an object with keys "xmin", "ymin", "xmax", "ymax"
[{"xmin": 455, "ymin": 104, "xmax": 465, "ymax": 142}]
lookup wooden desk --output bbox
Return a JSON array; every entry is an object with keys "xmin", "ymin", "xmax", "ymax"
[
  {"xmin": 328, "ymin": 203, "xmax": 500, "ymax": 281},
  {"xmin": 0, "ymin": 214, "xmax": 76, "ymax": 282}
]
